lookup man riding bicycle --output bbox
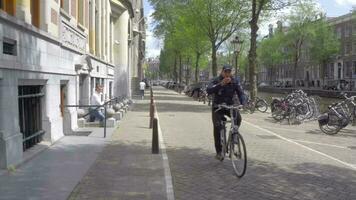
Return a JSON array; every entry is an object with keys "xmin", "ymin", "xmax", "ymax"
[{"xmin": 207, "ymin": 65, "xmax": 246, "ymax": 161}]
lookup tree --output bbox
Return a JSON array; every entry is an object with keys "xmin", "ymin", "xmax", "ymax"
[
  {"xmin": 186, "ymin": 0, "xmax": 249, "ymax": 77},
  {"xmin": 257, "ymin": 32, "xmax": 287, "ymax": 84},
  {"xmin": 283, "ymin": 0, "xmax": 323, "ymax": 87},
  {"xmin": 309, "ymin": 16, "xmax": 340, "ymax": 86},
  {"xmin": 248, "ymin": 0, "xmax": 292, "ymax": 99}
]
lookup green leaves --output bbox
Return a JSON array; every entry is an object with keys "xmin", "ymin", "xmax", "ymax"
[
  {"xmin": 257, "ymin": 32, "xmax": 286, "ymax": 68},
  {"xmin": 150, "ymin": 0, "xmax": 249, "ymax": 78}
]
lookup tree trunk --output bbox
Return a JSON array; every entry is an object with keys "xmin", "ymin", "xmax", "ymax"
[
  {"xmin": 173, "ymin": 55, "xmax": 178, "ymax": 82},
  {"xmin": 186, "ymin": 57, "xmax": 190, "ymax": 85},
  {"xmin": 212, "ymin": 44, "xmax": 218, "ymax": 77},
  {"xmin": 248, "ymin": 19, "xmax": 258, "ymax": 100},
  {"xmin": 195, "ymin": 52, "xmax": 201, "ymax": 83},
  {"xmin": 179, "ymin": 54, "xmax": 183, "ymax": 85},
  {"xmin": 293, "ymin": 52, "xmax": 298, "ymax": 87}
]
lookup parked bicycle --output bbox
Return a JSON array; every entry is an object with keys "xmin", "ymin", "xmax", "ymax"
[
  {"xmin": 242, "ymin": 95, "xmax": 268, "ymax": 113},
  {"xmin": 198, "ymin": 86, "xmax": 209, "ymax": 104},
  {"xmin": 271, "ymin": 90, "xmax": 320, "ymax": 124},
  {"xmin": 318, "ymin": 93, "xmax": 356, "ymax": 135},
  {"xmin": 215, "ymin": 104, "xmax": 247, "ymax": 178}
]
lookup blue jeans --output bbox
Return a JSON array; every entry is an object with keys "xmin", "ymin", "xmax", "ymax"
[{"xmin": 89, "ymin": 108, "xmax": 105, "ymax": 122}]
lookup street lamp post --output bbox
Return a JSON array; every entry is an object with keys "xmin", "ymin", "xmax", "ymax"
[{"xmin": 231, "ymin": 36, "xmax": 243, "ymax": 79}]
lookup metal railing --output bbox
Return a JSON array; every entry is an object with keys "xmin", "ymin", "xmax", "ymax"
[{"xmin": 64, "ymin": 97, "xmax": 121, "ymax": 138}]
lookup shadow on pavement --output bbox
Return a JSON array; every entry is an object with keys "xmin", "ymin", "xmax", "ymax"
[
  {"xmin": 306, "ymin": 129, "xmax": 356, "ymax": 138},
  {"xmin": 156, "ymin": 102, "xmax": 211, "ymax": 113},
  {"xmin": 153, "ymin": 95, "xmax": 199, "ymax": 102},
  {"xmin": 165, "ymin": 145, "xmax": 356, "ymax": 200}
]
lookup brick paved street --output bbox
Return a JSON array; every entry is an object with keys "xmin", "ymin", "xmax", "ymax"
[{"xmin": 155, "ymin": 86, "xmax": 356, "ymax": 200}]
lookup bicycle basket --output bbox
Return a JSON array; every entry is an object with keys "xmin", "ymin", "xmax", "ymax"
[{"xmin": 318, "ymin": 113, "xmax": 329, "ymax": 126}]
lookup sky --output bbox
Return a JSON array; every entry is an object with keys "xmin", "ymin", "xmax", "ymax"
[{"xmin": 144, "ymin": 0, "xmax": 356, "ymax": 58}]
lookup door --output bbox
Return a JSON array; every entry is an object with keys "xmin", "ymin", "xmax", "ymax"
[
  {"xmin": 60, "ymin": 84, "xmax": 66, "ymax": 117},
  {"xmin": 79, "ymin": 75, "xmax": 87, "ymax": 105}
]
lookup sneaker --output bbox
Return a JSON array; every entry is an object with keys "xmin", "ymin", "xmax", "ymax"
[{"xmin": 215, "ymin": 153, "xmax": 224, "ymax": 161}]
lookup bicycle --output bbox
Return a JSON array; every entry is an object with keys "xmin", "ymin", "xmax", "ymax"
[
  {"xmin": 318, "ymin": 93, "xmax": 356, "ymax": 135},
  {"xmin": 215, "ymin": 104, "xmax": 247, "ymax": 178},
  {"xmin": 243, "ymin": 96, "xmax": 268, "ymax": 113}
]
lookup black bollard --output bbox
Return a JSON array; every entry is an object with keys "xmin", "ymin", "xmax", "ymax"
[
  {"xmin": 149, "ymin": 103, "xmax": 155, "ymax": 129},
  {"xmin": 152, "ymin": 118, "xmax": 159, "ymax": 154}
]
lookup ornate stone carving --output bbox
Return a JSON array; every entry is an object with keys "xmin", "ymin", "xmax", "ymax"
[{"xmin": 60, "ymin": 20, "xmax": 87, "ymax": 52}]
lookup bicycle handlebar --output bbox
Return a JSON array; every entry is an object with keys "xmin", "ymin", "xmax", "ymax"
[{"xmin": 215, "ymin": 104, "xmax": 244, "ymax": 112}]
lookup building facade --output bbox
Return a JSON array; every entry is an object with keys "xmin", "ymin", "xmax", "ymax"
[
  {"xmin": 325, "ymin": 13, "xmax": 356, "ymax": 90},
  {"xmin": 258, "ymin": 12, "xmax": 356, "ymax": 90},
  {"xmin": 0, "ymin": 0, "xmax": 145, "ymax": 169}
]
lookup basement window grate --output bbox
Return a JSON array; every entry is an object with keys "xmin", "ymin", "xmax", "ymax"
[{"xmin": 3, "ymin": 38, "xmax": 17, "ymax": 56}]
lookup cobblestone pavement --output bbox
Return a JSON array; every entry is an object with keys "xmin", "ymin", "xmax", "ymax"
[
  {"xmin": 154, "ymin": 86, "xmax": 356, "ymax": 200},
  {"xmin": 68, "ymin": 97, "xmax": 167, "ymax": 200}
]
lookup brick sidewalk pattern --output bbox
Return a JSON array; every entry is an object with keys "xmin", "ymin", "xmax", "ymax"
[{"xmin": 69, "ymin": 98, "xmax": 167, "ymax": 200}]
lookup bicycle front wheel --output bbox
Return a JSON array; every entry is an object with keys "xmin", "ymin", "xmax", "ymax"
[
  {"xmin": 220, "ymin": 127, "xmax": 227, "ymax": 160},
  {"xmin": 230, "ymin": 133, "xmax": 247, "ymax": 177}
]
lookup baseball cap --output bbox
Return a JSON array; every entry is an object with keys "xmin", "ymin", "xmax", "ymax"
[{"xmin": 222, "ymin": 64, "xmax": 232, "ymax": 71}]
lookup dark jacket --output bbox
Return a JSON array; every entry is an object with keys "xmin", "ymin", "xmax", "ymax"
[{"xmin": 207, "ymin": 75, "xmax": 246, "ymax": 106}]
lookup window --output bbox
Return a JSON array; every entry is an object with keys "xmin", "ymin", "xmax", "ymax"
[
  {"xmin": 78, "ymin": 0, "xmax": 84, "ymax": 25},
  {"xmin": 0, "ymin": 0, "xmax": 16, "ymax": 16},
  {"xmin": 337, "ymin": 27, "xmax": 342, "ymax": 39},
  {"xmin": 18, "ymin": 85, "xmax": 44, "ymax": 151},
  {"xmin": 61, "ymin": 0, "xmax": 70, "ymax": 13},
  {"xmin": 71, "ymin": 0, "xmax": 77, "ymax": 18},
  {"xmin": 346, "ymin": 43, "xmax": 352, "ymax": 55},
  {"xmin": 345, "ymin": 61, "xmax": 351, "ymax": 77},
  {"xmin": 31, "ymin": 0, "xmax": 40, "ymax": 28},
  {"xmin": 3, "ymin": 38, "xmax": 17, "ymax": 56},
  {"xmin": 345, "ymin": 25, "xmax": 350, "ymax": 37}
]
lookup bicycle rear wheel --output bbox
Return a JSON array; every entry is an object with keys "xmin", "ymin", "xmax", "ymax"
[
  {"xmin": 255, "ymin": 100, "xmax": 268, "ymax": 113},
  {"xmin": 319, "ymin": 113, "xmax": 342, "ymax": 135},
  {"xmin": 230, "ymin": 133, "xmax": 247, "ymax": 177}
]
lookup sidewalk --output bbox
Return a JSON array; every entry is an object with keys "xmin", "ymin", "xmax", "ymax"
[
  {"xmin": 0, "ymin": 95, "xmax": 170, "ymax": 200},
  {"xmin": 68, "ymin": 96, "xmax": 168, "ymax": 200},
  {"xmin": 0, "ymin": 128, "xmax": 114, "ymax": 200}
]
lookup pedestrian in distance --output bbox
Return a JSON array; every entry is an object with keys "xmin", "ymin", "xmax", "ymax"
[{"xmin": 139, "ymin": 80, "xmax": 146, "ymax": 100}]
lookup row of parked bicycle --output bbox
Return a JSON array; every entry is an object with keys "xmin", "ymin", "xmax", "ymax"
[
  {"xmin": 163, "ymin": 82, "xmax": 356, "ymax": 135},
  {"xmin": 270, "ymin": 89, "xmax": 356, "ymax": 135}
]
